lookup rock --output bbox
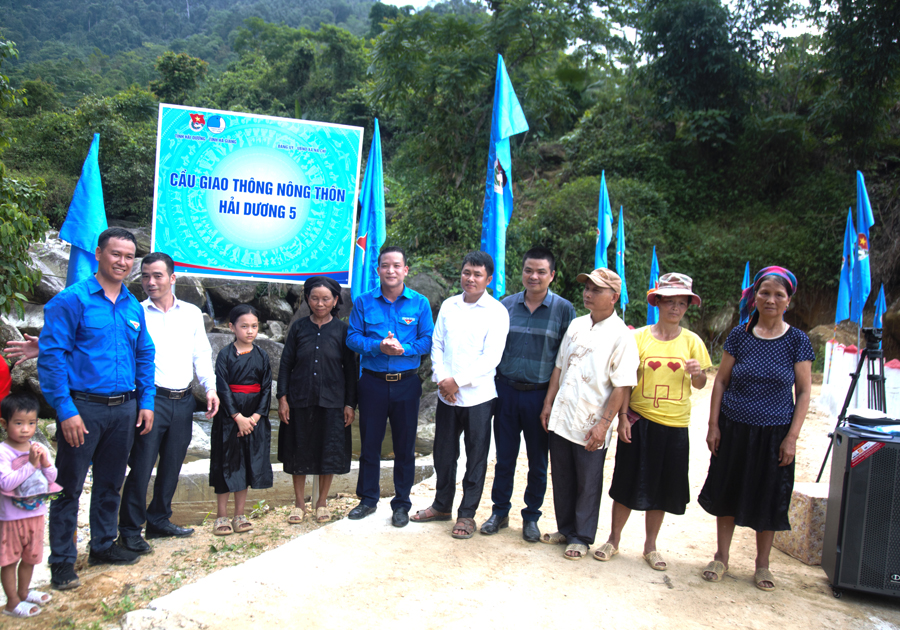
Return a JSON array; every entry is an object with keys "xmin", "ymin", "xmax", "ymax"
[
  {"xmin": 130, "ymin": 227, "xmax": 152, "ymax": 257},
  {"xmin": 10, "ymin": 358, "xmax": 37, "ymax": 392},
  {"xmin": 211, "ymin": 325, "xmax": 231, "ymax": 335},
  {"xmin": 417, "ymin": 390, "xmax": 439, "ymax": 425},
  {"xmin": 173, "ymin": 276, "xmax": 208, "ymax": 311},
  {"xmin": 26, "ymin": 374, "xmax": 55, "ymax": 418},
  {"xmin": 30, "ymin": 424, "xmax": 56, "ymax": 457},
  {"xmin": 0, "ymin": 316, "xmax": 25, "ymax": 348},
  {"xmin": 286, "ymin": 284, "xmax": 305, "ymax": 310},
  {"xmin": 5, "ymin": 303, "xmax": 46, "ymax": 336},
  {"xmin": 186, "ymin": 421, "xmax": 211, "ymax": 460},
  {"xmin": 202, "ymin": 313, "xmax": 213, "ymax": 332},
  {"xmin": 537, "ymin": 142, "xmax": 567, "ymax": 164},
  {"xmin": 205, "ymin": 279, "xmax": 258, "ymax": 313},
  {"xmin": 124, "ymin": 258, "xmax": 146, "ymax": 302},
  {"xmin": 406, "ymin": 270, "xmax": 448, "ymax": 321},
  {"xmin": 258, "ymin": 295, "xmax": 293, "ymax": 323},
  {"xmin": 26, "ymin": 237, "xmax": 70, "ymax": 304},
  {"xmin": 418, "ymin": 354, "xmax": 436, "ymax": 393},
  {"xmin": 261, "ymin": 321, "xmax": 285, "ymax": 343}
]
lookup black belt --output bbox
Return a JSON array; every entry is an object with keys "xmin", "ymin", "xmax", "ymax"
[
  {"xmin": 363, "ymin": 368, "xmax": 418, "ymax": 382},
  {"xmin": 70, "ymin": 390, "xmax": 137, "ymax": 406},
  {"xmin": 156, "ymin": 386, "xmax": 192, "ymax": 400},
  {"xmin": 496, "ymin": 374, "xmax": 549, "ymax": 391}
]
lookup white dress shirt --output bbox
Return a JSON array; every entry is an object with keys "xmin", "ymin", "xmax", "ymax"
[
  {"xmin": 548, "ymin": 312, "xmax": 639, "ymax": 448},
  {"xmin": 142, "ymin": 296, "xmax": 215, "ymax": 391},
  {"xmin": 431, "ymin": 291, "xmax": 510, "ymax": 408}
]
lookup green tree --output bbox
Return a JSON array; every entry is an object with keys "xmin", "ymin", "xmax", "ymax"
[
  {"xmin": 149, "ymin": 51, "xmax": 209, "ymax": 104},
  {"xmin": 0, "ymin": 40, "xmax": 48, "ymax": 317}
]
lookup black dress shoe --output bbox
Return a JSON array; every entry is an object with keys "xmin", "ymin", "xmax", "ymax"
[
  {"xmin": 479, "ymin": 514, "xmax": 509, "ymax": 535},
  {"xmin": 88, "ymin": 543, "xmax": 140, "ymax": 566},
  {"xmin": 348, "ymin": 503, "xmax": 377, "ymax": 520},
  {"xmin": 117, "ymin": 535, "xmax": 152, "ymax": 554},
  {"xmin": 392, "ymin": 509, "xmax": 409, "ymax": 528},
  {"xmin": 145, "ymin": 522, "xmax": 195, "ymax": 539},
  {"xmin": 522, "ymin": 520, "xmax": 541, "ymax": 543}
]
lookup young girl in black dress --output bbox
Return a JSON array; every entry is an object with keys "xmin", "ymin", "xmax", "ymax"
[{"xmin": 210, "ymin": 304, "xmax": 273, "ymax": 535}]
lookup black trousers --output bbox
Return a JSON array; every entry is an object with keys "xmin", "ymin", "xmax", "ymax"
[
  {"xmin": 549, "ymin": 431, "xmax": 607, "ymax": 546},
  {"xmin": 119, "ymin": 393, "xmax": 195, "ymax": 536},
  {"xmin": 432, "ymin": 398, "xmax": 494, "ymax": 519}
]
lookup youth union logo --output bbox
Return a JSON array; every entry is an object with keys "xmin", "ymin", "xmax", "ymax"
[
  {"xmin": 206, "ymin": 115, "xmax": 226, "ymax": 134},
  {"xmin": 189, "ymin": 113, "xmax": 205, "ymax": 132}
]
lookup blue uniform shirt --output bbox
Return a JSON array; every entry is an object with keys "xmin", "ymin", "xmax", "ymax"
[
  {"xmin": 347, "ymin": 284, "xmax": 434, "ymax": 373},
  {"xmin": 38, "ymin": 276, "xmax": 156, "ymax": 421}
]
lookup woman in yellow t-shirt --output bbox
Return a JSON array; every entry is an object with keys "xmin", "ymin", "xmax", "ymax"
[{"xmin": 594, "ymin": 273, "xmax": 711, "ymax": 569}]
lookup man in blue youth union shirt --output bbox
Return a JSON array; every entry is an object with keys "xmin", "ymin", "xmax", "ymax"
[
  {"xmin": 38, "ymin": 227, "xmax": 156, "ymax": 591},
  {"xmin": 346, "ymin": 246, "xmax": 434, "ymax": 528}
]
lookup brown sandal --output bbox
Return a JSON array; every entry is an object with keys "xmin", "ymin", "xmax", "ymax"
[
  {"xmin": 213, "ymin": 517, "xmax": 233, "ymax": 536},
  {"xmin": 410, "ymin": 506, "xmax": 452, "ymax": 523},
  {"xmin": 287, "ymin": 507, "xmax": 305, "ymax": 524},
  {"xmin": 232, "ymin": 515, "xmax": 252, "ymax": 533},
  {"xmin": 451, "ymin": 517, "xmax": 476, "ymax": 539}
]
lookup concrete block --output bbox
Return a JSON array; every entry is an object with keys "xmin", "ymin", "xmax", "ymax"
[{"xmin": 151, "ymin": 458, "xmax": 434, "ymax": 526}]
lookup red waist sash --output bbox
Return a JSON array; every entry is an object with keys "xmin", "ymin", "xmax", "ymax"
[{"xmin": 229, "ymin": 384, "xmax": 261, "ymax": 394}]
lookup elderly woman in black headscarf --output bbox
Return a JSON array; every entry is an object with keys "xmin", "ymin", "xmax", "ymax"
[{"xmin": 277, "ymin": 276, "xmax": 358, "ymax": 524}]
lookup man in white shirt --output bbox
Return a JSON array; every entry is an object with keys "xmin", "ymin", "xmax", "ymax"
[
  {"xmin": 410, "ymin": 251, "xmax": 510, "ymax": 539},
  {"xmin": 117, "ymin": 252, "xmax": 219, "ymax": 552},
  {"xmin": 539, "ymin": 267, "xmax": 639, "ymax": 559}
]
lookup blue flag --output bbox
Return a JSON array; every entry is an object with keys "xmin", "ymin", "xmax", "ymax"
[
  {"xmin": 595, "ymin": 171, "xmax": 614, "ymax": 269},
  {"xmin": 352, "ymin": 118, "xmax": 386, "ymax": 303},
  {"xmin": 850, "ymin": 171, "xmax": 875, "ymax": 323},
  {"xmin": 480, "ymin": 53, "xmax": 529, "ymax": 296},
  {"xmin": 874, "ymin": 284, "xmax": 886, "ymax": 329},
  {"xmin": 60, "ymin": 133, "xmax": 107, "ymax": 287},
  {"xmin": 836, "ymin": 207, "xmax": 855, "ymax": 324},
  {"xmin": 616, "ymin": 207, "xmax": 628, "ymax": 315},
  {"xmin": 646, "ymin": 245, "xmax": 659, "ymax": 325},
  {"xmin": 739, "ymin": 261, "xmax": 752, "ymax": 324}
]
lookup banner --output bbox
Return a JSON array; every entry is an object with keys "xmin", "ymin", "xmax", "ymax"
[{"xmin": 152, "ymin": 104, "xmax": 364, "ymax": 285}]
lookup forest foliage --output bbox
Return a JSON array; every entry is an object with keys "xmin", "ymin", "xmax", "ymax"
[{"xmin": 0, "ymin": 0, "xmax": 898, "ymax": 336}]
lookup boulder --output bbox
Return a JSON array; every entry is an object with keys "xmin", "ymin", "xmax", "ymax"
[
  {"xmin": 6, "ymin": 304, "xmax": 45, "ymax": 336},
  {"xmin": 186, "ymin": 421, "xmax": 211, "ymax": 460},
  {"xmin": 537, "ymin": 142, "xmax": 567, "ymax": 164},
  {"xmin": 124, "ymin": 258, "xmax": 146, "ymax": 302},
  {"xmin": 130, "ymin": 227, "xmax": 152, "ymax": 257},
  {"xmin": 202, "ymin": 313, "xmax": 214, "ymax": 332},
  {"xmin": 0, "ymin": 316, "xmax": 25, "ymax": 348},
  {"xmin": 26, "ymin": 237, "xmax": 70, "ymax": 304},
  {"xmin": 808, "ymin": 324, "xmax": 858, "ymax": 351},
  {"xmin": 174, "ymin": 276, "xmax": 208, "ymax": 312},
  {"xmin": 9, "ymin": 358, "xmax": 37, "ymax": 393},
  {"xmin": 417, "ymin": 390, "xmax": 439, "ymax": 425},
  {"xmin": 205, "ymin": 279, "xmax": 258, "ymax": 313},
  {"xmin": 258, "ymin": 295, "xmax": 293, "ymax": 323},
  {"xmin": 261, "ymin": 320, "xmax": 285, "ymax": 343},
  {"xmin": 406, "ymin": 270, "xmax": 448, "ymax": 321}
]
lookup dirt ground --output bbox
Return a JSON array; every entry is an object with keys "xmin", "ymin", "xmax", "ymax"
[{"xmin": 3, "ymin": 379, "xmax": 900, "ymax": 629}]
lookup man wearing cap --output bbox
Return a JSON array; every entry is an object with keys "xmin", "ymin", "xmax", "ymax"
[
  {"xmin": 539, "ymin": 267, "xmax": 639, "ymax": 559},
  {"xmin": 346, "ymin": 246, "xmax": 434, "ymax": 527},
  {"xmin": 481, "ymin": 247, "xmax": 575, "ymax": 542}
]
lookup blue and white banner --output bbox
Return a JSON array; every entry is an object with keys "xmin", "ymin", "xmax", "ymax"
[{"xmin": 152, "ymin": 104, "xmax": 364, "ymax": 285}]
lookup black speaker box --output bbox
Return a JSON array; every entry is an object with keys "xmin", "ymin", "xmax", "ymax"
[{"xmin": 822, "ymin": 426, "xmax": 900, "ymax": 597}]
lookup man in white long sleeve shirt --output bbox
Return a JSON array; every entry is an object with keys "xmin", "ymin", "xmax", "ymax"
[
  {"xmin": 117, "ymin": 252, "xmax": 219, "ymax": 552},
  {"xmin": 410, "ymin": 251, "xmax": 510, "ymax": 539}
]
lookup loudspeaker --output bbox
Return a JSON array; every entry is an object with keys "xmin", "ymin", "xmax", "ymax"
[{"xmin": 822, "ymin": 426, "xmax": 900, "ymax": 598}]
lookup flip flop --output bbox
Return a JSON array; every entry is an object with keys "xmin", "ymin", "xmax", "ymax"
[
  {"xmin": 410, "ymin": 506, "xmax": 452, "ymax": 523},
  {"xmin": 287, "ymin": 507, "xmax": 305, "ymax": 524},
  {"xmin": 540, "ymin": 531, "xmax": 566, "ymax": 545},
  {"xmin": 316, "ymin": 506, "xmax": 331, "ymax": 523},
  {"xmin": 755, "ymin": 567, "xmax": 776, "ymax": 591},
  {"xmin": 593, "ymin": 542, "xmax": 618, "ymax": 561},
  {"xmin": 564, "ymin": 543, "xmax": 588, "ymax": 560},
  {"xmin": 25, "ymin": 590, "xmax": 52, "ymax": 605},
  {"xmin": 2, "ymin": 601, "xmax": 41, "ymax": 617},
  {"xmin": 702, "ymin": 560, "xmax": 728, "ymax": 582},
  {"xmin": 643, "ymin": 550, "xmax": 667, "ymax": 571},
  {"xmin": 232, "ymin": 515, "xmax": 252, "ymax": 533}
]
